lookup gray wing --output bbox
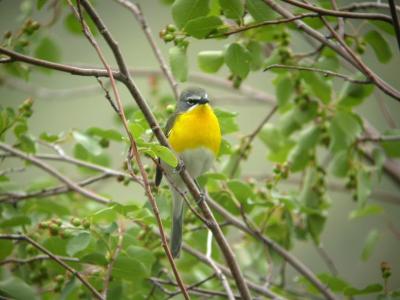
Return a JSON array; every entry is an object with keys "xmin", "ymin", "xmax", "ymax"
[{"xmin": 155, "ymin": 113, "xmax": 179, "ymax": 186}]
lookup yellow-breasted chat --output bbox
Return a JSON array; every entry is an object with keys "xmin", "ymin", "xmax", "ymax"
[{"xmin": 155, "ymin": 87, "xmax": 221, "ymax": 258}]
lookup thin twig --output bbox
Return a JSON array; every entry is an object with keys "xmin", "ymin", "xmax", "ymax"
[
  {"xmin": 230, "ymin": 105, "xmax": 277, "ymax": 177},
  {"xmin": 314, "ymin": 244, "xmax": 338, "ymax": 276},
  {"xmin": 262, "ymin": 0, "xmax": 400, "ymax": 101},
  {"xmin": 79, "ymin": 1, "xmax": 253, "ymax": 298},
  {"xmin": 0, "ymin": 142, "xmax": 110, "ymax": 204},
  {"xmin": 72, "ymin": 1, "xmax": 190, "ymax": 298},
  {"xmin": 264, "ymin": 64, "xmax": 372, "ymax": 84},
  {"xmin": 376, "ymin": 91, "xmax": 398, "ymax": 129},
  {"xmin": 0, "ymin": 173, "xmax": 111, "ymax": 204},
  {"xmin": 0, "ymin": 255, "xmax": 79, "ymax": 266},
  {"xmin": 115, "ymin": 0, "xmax": 179, "ymax": 99},
  {"xmin": 96, "ymin": 77, "xmax": 119, "ymax": 114},
  {"xmin": 340, "ymin": 2, "xmax": 400, "ymax": 13},
  {"xmin": 282, "ymin": 0, "xmax": 393, "ymax": 24},
  {"xmin": 102, "ymin": 222, "xmax": 125, "ymax": 298},
  {"xmin": 330, "ymin": 0, "xmax": 344, "ymax": 39},
  {"xmin": 0, "ymin": 234, "xmax": 104, "ymax": 300}
]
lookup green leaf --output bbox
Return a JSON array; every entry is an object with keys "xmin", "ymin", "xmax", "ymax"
[
  {"xmin": 80, "ymin": 253, "xmax": 108, "ymax": 266},
  {"xmin": 18, "ymin": 135, "xmax": 36, "ymax": 154},
  {"xmin": 275, "ymin": 74, "xmax": 294, "ymax": 109},
  {"xmin": 66, "ymin": 232, "xmax": 91, "ymax": 256},
  {"xmin": 64, "ymin": 13, "xmax": 97, "ymax": 36},
  {"xmin": 198, "ymin": 50, "xmax": 224, "ymax": 73},
  {"xmin": 329, "ymin": 111, "xmax": 362, "ymax": 153},
  {"xmin": 39, "ymin": 132, "xmax": 60, "ymax": 142},
  {"xmin": 149, "ymin": 144, "xmax": 178, "ymax": 167},
  {"xmin": 86, "ymin": 127, "xmax": 123, "ymax": 142},
  {"xmin": 227, "ymin": 179, "xmax": 255, "ymax": 208},
  {"xmin": 247, "ymin": 0, "xmax": 276, "ymax": 21},
  {"xmin": 247, "ymin": 41, "xmax": 263, "ymax": 70},
  {"xmin": 361, "ymin": 229, "xmax": 380, "ymax": 261},
  {"xmin": 0, "ymin": 240, "xmax": 13, "ymax": 260},
  {"xmin": 0, "ymin": 277, "xmax": 38, "ymax": 300},
  {"xmin": 14, "ymin": 122, "xmax": 28, "ymax": 138},
  {"xmin": 0, "ymin": 216, "xmax": 31, "ymax": 227},
  {"xmin": 357, "ymin": 169, "xmax": 371, "ymax": 206},
  {"xmin": 349, "ymin": 204, "xmax": 384, "ymax": 220},
  {"xmin": 381, "ymin": 129, "xmax": 400, "ymax": 158},
  {"xmin": 300, "ymin": 70, "xmax": 331, "ymax": 103},
  {"xmin": 288, "ymin": 126, "xmax": 321, "ymax": 172},
  {"xmin": 364, "ymin": 30, "xmax": 392, "ymax": 63},
  {"xmin": 219, "ymin": 0, "xmax": 244, "ymax": 19},
  {"xmin": 344, "ymin": 283, "xmax": 382, "ymax": 296},
  {"xmin": 184, "ymin": 16, "xmax": 222, "ymax": 38},
  {"xmin": 172, "ymin": 0, "xmax": 210, "ymax": 28},
  {"xmin": 36, "ymin": 0, "xmax": 49, "ymax": 9},
  {"xmin": 169, "ymin": 46, "xmax": 188, "ymax": 82},
  {"xmin": 307, "ymin": 213, "xmax": 326, "ymax": 245},
  {"xmin": 34, "ymin": 37, "xmax": 61, "ymax": 63},
  {"xmin": 339, "ymin": 80, "xmax": 374, "ymax": 107},
  {"xmin": 214, "ymin": 108, "xmax": 239, "ymax": 135},
  {"xmin": 225, "ymin": 43, "xmax": 251, "ymax": 79},
  {"xmin": 329, "ymin": 151, "xmax": 350, "ymax": 177},
  {"xmin": 73, "ymin": 131, "xmax": 102, "ymax": 156},
  {"xmin": 259, "ymin": 124, "xmax": 295, "ymax": 163},
  {"xmin": 318, "ymin": 273, "xmax": 349, "ymax": 293}
]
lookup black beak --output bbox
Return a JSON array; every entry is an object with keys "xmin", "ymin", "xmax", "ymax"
[{"xmin": 198, "ymin": 98, "xmax": 209, "ymax": 105}]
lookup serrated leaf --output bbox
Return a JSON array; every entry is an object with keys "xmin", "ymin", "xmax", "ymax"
[
  {"xmin": 329, "ymin": 111, "xmax": 362, "ymax": 153},
  {"xmin": 227, "ymin": 179, "xmax": 255, "ymax": 206},
  {"xmin": 214, "ymin": 108, "xmax": 239, "ymax": 135},
  {"xmin": 0, "ymin": 277, "xmax": 38, "ymax": 300},
  {"xmin": 259, "ymin": 124, "xmax": 295, "ymax": 163},
  {"xmin": 34, "ymin": 37, "xmax": 61, "ymax": 63},
  {"xmin": 300, "ymin": 70, "xmax": 331, "ymax": 103},
  {"xmin": 361, "ymin": 229, "xmax": 380, "ymax": 261},
  {"xmin": 184, "ymin": 16, "xmax": 222, "ymax": 38},
  {"xmin": 247, "ymin": 0, "xmax": 276, "ymax": 21},
  {"xmin": 66, "ymin": 232, "xmax": 91, "ymax": 256},
  {"xmin": 172, "ymin": 0, "xmax": 210, "ymax": 28},
  {"xmin": 364, "ymin": 30, "xmax": 392, "ymax": 63},
  {"xmin": 246, "ymin": 41, "xmax": 263, "ymax": 70},
  {"xmin": 219, "ymin": 0, "xmax": 243, "ymax": 19},
  {"xmin": 198, "ymin": 50, "xmax": 224, "ymax": 73},
  {"xmin": 149, "ymin": 144, "xmax": 178, "ymax": 167},
  {"xmin": 225, "ymin": 43, "xmax": 251, "ymax": 79},
  {"xmin": 339, "ymin": 80, "xmax": 374, "ymax": 107},
  {"xmin": 169, "ymin": 46, "xmax": 188, "ymax": 82},
  {"xmin": 318, "ymin": 273, "xmax": 349, "ymax": 293},
  {"xmin": 73, "ymin": 131, "xmax": 102, "ymax": 156}
]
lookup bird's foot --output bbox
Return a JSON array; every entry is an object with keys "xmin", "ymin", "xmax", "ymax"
[{"xmin": 173, "ymin": 159, "xmax": 185, "ymax": 174}]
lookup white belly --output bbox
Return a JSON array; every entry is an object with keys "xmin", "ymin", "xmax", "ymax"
[{"xmin": 162, "ymin": 147, "xmax": 215, "ymax": 188}]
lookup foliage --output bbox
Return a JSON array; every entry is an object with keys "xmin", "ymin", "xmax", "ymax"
[{"xmin": 0, "ymin": 0, "xmax": 399, "ymax": 299}]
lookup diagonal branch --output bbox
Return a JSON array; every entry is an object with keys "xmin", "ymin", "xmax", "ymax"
[
  {"xmin": 0, "ymin": 234, "xmax": 104, "ymax": 300},
  {"xmin": 281, "ymin": 0, "xmax": 393, "ymax": 24},
  {"xmin": 0, "ymin": 142, "xmax": 110, "ymax": 204},
  {"xmin": 264, "ymin": 64, "xmax": 372, "ymax": 84},
  {"xmin": 115, "ymin": 0, "xmax": 179, "ymax": 99},
  {"xmin": 79, "ymin": 1, "xmax": 253, "ymax": 298},
  {"xmin": 69, "ymin": 1, "xmax": 190, "ymax": 298}
]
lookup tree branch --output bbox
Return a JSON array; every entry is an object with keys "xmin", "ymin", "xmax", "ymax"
[
  {"xmin": 0, "ymin": 234, "xmax": 104, "ymax": 300},
  {"xmin": 264, "ymin": 64, "xmax": 372, "ymax": 84},
  {"xmin": 0, "ymin": 142, "xmax": 110, "ymax": 204},
  {"xmin": 72, "ymin": 1, "xmax": 190, "ymax": 298},
  {"xmin": 79, "ymin": 1, "xmax": 253, "ymax": 298},
  {"xmin": 282, "ymin": 0, "xmax": 393, "ymax": 24},
  {"xmin": 115, "ymin": 0, "xmax": 179, "ymax": 99},
  {"xmin": 0, "ymin": 255, "xmax": 79, "ymax": 266},
  {"xmin": 262, "ymin": 0, "xmax": 400, "ymax": 101},
  {"xmin": 388, "ymin": 0, "xmax": 400, "ymax": 51},
  {"xmin": 340, "ymin": 2, "xmax": 400, "ymax": 13}
]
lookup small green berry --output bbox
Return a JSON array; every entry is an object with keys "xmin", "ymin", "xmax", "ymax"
[
  {"xmin": 163, "ymin": 33, "xmax": 174, "ymax": 42},
  {"xmin": 166, "ymin": 24, "xmax": 176, "ymax": 32}
]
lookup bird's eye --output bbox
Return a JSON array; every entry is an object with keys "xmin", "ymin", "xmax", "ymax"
[{"xmin": 187, "ymin": 99, "xmax": 197, "ymax": 105}]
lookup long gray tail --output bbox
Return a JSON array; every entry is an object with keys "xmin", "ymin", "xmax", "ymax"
[{"xmin": 170, "ymin": 189, "xmax": 184, "ymax": 258}]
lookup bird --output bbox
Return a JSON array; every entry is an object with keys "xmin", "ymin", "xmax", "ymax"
[{"xmin": 155, "ymin": 87, "xmax": 221, "ymax": 258}]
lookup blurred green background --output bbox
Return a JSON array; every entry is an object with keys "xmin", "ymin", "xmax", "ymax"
[{"xmin": 1, "ymin": 0, "xmax": 399, "ymax": 296}]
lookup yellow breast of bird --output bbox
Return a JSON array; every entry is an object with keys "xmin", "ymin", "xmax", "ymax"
[{"xmin": 168, "ymin": 104, "xmax": 221, "ymax": 156}]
